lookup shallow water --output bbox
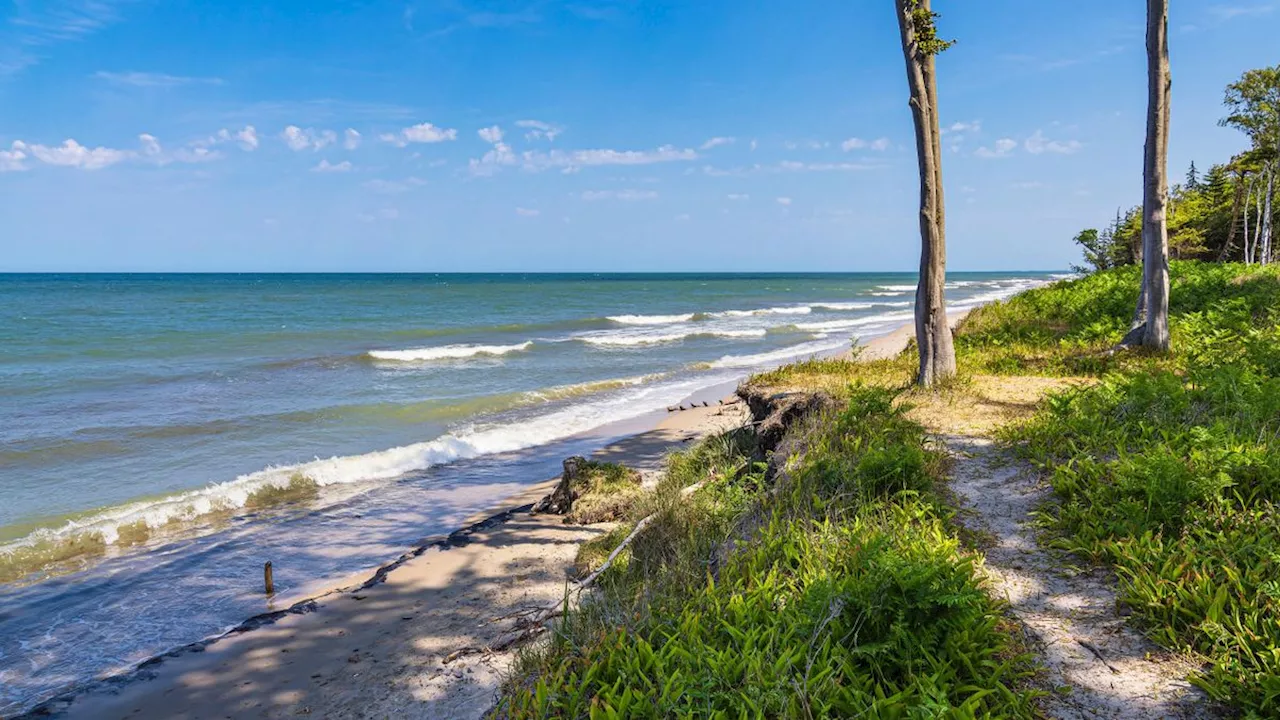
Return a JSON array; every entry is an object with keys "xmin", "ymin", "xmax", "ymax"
[{"xmin": 0, "ymin": 271, "xmax": 1059, "ymax": 714}]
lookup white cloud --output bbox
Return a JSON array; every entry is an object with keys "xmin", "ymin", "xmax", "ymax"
[
  {"xmin": 1024, "ymin": 130, "xmax": 1082, "ymax": 155},
  {"xmin": 515, "ymin": 119, "xmax": 563, "ymax": 141},
  {"xmin": 282, "ymin": 125, "xmax": 338, "ymax": 151},
  {"xmin": 312, "ymin": 159, "xmax": 352, "ymax": 173},
  {"xmin": 136, "ymin": 134, "xmax": 223, "ymax": 165},
  {"xmin": 870, "ymin": 137, "xmax": 891, "ymax": 151},
  {"xmin": 343, "ymin": 128, "xmax": 361, "ymax": 150},
  {"xmin": 1012, "ymin": 181, "xmax": 1045, "ymax": 189},
  {"xmin": 0, "ymin": 142, "xmax": 28, "ymax": 172},
  {"xmin": 139, "ymin": 133, "xmax": 163, "ymax": 157},
  {"xmin": 236, "ymin": 126, "xmax": 259, "ymax": 151},
  {"xmin": 726, "ymin": 193, "xmax": 749, "ymax": 201},
  {"xmin": 943, "ymin": 120, "xmax": 982, "ymax": 135},
  {"xmin": 380, "ymin": 122, "xmax": 458, "ymax": 147},
  {"xmin": 840, "ymin": 137, "xmax": 867, "ymax": 151},
  {"xmin": 93, "ymin": 71, "xmax": 223, "ymax": 88},
  {"xmin": 700, "ymin": 136, "xmax": 735, "ymax": 150},
  {"xmin": 580, "ymin": 189, "xmax": 659, "ymax": 201},
  {"xmin": 20, "ymin": 139, "xmax": 131, "ymax": 170},
  {"xmin": 522, "ymin": 145, "xmax": 697, "ymax": 172},
  {"xmin": 469, "ymin": 127, "xmax": 517, "ymax": 175},
  {"xmin": 515, "ymin": 207, "xmax": 540, "ymax": 217},
  {"xmin": 749, "ymin": 139, "xmax": 758, "ymax": 152},
  {"xmin": 674, "ymin": 213, "xmax": 691, "ymax": 221},
  {"xmin": 776, "ymin": 197, "xmax": 792, "ymax": 206},
  {"xmin": 974, "ymin": 138, "xmax": 1018, "ymax": 158}
]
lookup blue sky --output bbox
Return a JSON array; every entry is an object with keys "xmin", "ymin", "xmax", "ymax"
[{"xmin": 0, "ymin": 1, "xmax": 1276, "ymax": 272}]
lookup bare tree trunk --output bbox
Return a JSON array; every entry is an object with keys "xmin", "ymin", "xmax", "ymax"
[
  {"xmin": 1140, "ymin": 0, "xmax": 1171, "ymax": 351},
  {"xmin": 895, "ymin": 0, "xmax": 955, "ymax": 387},
  {"xmin": 1264, "ymin": 163, "xmax": 1276, "ymax": 265},
  {"xmin": 1245, "ymin": 176, "xmax": 1255, "ymax": 264}
]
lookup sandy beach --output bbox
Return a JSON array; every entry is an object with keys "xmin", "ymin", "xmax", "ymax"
[{"xmin": 29, "ymin": 318, "xmax": 958, "ymax": 720}]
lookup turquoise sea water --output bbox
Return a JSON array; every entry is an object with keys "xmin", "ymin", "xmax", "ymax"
[{"xmin": 0, "ymin": 271, "xmax": 1059, "ymax": 714}]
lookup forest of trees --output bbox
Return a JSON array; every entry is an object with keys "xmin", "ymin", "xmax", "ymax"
[{"xmin": 1073, "ymin": 65, "xmax": 1280, "ymax": 273}]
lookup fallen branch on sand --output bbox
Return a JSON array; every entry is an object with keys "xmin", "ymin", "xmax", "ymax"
[{"xmin": 443, "ymin": 477, "xmax": 711, "ymax": 664}]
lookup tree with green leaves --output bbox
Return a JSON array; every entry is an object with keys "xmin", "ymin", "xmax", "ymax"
[
  {"xmin": 894, "ymin": 0, "xmax": 956, "ymax": 387},
  {"xmin": 1221, "ymin": 66, "xmax": 1280, "ymax": 265}
]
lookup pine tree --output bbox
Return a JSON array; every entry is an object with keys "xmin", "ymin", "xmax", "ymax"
[{"xmin": 1186, "ymin": 161, "xmax": 1200, "ymax": 190}]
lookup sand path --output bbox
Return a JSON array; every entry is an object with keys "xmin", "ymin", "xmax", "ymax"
[{"xmin": 945, "ymin": 435, "xmax": 1218, "ymax": 718}]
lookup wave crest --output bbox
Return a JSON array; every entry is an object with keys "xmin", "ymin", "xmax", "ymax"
[{"xmin": 367, "ymin": 342, "xmax": 533, "ymax": 362}]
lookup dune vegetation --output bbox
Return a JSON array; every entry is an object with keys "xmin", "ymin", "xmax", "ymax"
[{"xmin": 493, "ymin": 260, "xmax": 1280, "ymax": 718}]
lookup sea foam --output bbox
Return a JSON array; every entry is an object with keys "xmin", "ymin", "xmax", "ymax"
[
  {"xmin": 367, "ymin": 342, "xmax": 533, "ymax": 361},
  {"xmin": 607, "ymin": 313, "xmax": 697, "ymax": 325}
]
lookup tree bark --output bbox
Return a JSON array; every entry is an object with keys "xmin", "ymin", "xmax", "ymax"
[
  {"xmin": 895, "ymin": 0, "xmax": 956, "ymax": 387},
  {"xmin": 1140, "ymin": 0, "xmax": 1171, "ymax": 351},
  {"xmin": 1264, "ymin": 163, "xmax": 1275, "ymax": 265}
]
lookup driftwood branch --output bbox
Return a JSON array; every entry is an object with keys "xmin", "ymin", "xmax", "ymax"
[{"xmin": 443, "ymin": 472, "xmax": 722, "ymax": 664}]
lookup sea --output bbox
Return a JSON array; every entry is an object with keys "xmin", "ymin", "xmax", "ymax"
[{"xmin": 0, "ymin": 271, "xmax": 1061, "ymax": 714}]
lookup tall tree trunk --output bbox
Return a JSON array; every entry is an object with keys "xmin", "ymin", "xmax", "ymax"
[
  {"xmin": 1264, "ymin": 163, "xmax": 1276, "ymax": 265},
  {"xmin": 1246, "ymin": 176, "xmax": 1255, "ymax": 264},
  {"xmin": 1218, "ymin": 168, "xmax": 1246, "ymax": 262},
  {"xmin": 1140, "ymin": 0, "xmax": 1171, "ymax": 351},
  {"xmin": 895, "ymin": 0, "xmax": 955, "ymax": 387}
]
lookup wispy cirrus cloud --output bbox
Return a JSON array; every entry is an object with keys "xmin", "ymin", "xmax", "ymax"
[
  {"xmin": 1208, "ymin": 3, "xmax": 1276, "ymax": 20},
  {"xmin": 1, "ymin": 0, "xmax": 135, "ymax": 78},
  {"xmin": 93, "ymin": 71, "xmax": 224, "ymax": 88},
  {"xmin": 525, "ymin": 145, "xmax": 698, "ymax": 173},
  {"xmin": 700, "ymin": 136, "xmax": 735, "ymax": 150}
]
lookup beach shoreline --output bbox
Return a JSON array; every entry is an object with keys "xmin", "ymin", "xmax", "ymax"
[{"xmin": 19, "ymin": 313, "xmax": 970, "ymax": 720}]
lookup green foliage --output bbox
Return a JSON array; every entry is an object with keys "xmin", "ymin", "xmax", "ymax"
[
  {"xmin": 955, "ymin": 260, "xmax": 1280, "ymax": 376},
  {"xmin": 1221, "ymin": 65, "xmax": 1280, "ymax": 155},
  {"xmin": 564, "ymin": 461, "xmax": 645, "ymax": 525},
  {"xmin": 992, "ymin": 260, "xmax": 1280, "ymax": 713},
  {"xmin": 909, "ymin": 3, "xmax": 955, "ymax": 57},
  {"xmin": 498, "ymin": 389, "xmax": 1036, "ymax": 719}
]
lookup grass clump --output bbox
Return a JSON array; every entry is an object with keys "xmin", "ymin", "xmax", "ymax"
[
  {"xmin": 497, "ymin": 388, "xmax": 1036, "ymax": 718},
  {"xmin": 990, "ymin": 261, "xmax": 1280, "ymax": 714},
  {"xmin": 563, "ymin": 461, "xmax": 645, "ymax": 525}
]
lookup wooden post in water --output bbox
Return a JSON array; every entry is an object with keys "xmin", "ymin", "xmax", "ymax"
[{"xmin": 264, "ymin": 561, "xmax": 274, "ymax": 595}]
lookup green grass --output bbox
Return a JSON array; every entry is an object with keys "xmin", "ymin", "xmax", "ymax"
[
  {"xmin": 562, "ymin": 460, "xmax": 646, "ymax": 525},
  {"xmin": 496, "ymin": 388, "xmax": 1037, "ymax": 719},
  {"xmin": 983, "ymin": 261, "xmax": 1280, "ymax": 715}
]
